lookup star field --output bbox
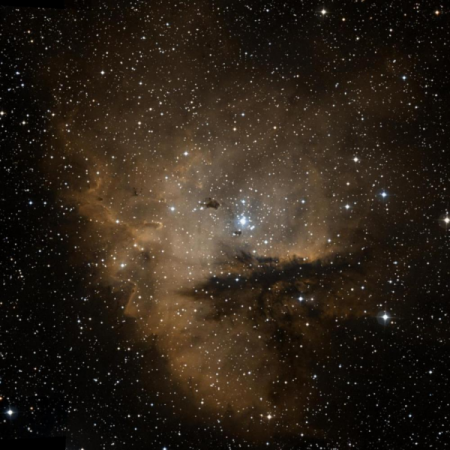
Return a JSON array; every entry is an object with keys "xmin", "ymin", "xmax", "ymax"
[{"xmin": 1, "ymin": 1, "xmax": 450, "ymax": 449}]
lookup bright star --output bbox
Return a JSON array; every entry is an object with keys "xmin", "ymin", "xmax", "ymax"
[
  {"xmin": 7, "ymin": 409, "xmax": 13, "ymax": 416},
  {"xmin": 381, "ymin": 192, "xmax": 387, "ymax": 198},
  {"xmin": 345, "ymin": 204, "xmax": 351, "ymax": 210},
  {"xmin": 382, "ymin": 313, "xmax": 389, "ymax": 321},
  {"xmin": 444, "ymin": 217, "xmax": 450, "ymax": 224},
  {"xmin": 321, "ymin": 9, "xmax": 327, "ymax": 15},
  {"xmin": 239, "ymin": 217, "xmax": 247, "ymax": 226}
]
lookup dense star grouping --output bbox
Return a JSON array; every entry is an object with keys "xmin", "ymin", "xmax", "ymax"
[{"xmin": 2, "ymin": 1, "xmax": 450, "ymax": 449}]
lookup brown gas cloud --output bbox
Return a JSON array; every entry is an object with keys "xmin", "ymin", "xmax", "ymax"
[
  {"xmin": 36, "ymin": 3, "xmax": 415, "ymax": 441},
  {"xmin": 46, "ymin": 93, "xmax": 382, "ymax": 440}
]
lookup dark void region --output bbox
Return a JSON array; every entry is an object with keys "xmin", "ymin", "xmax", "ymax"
[
  {"xmin": 0, "ymin": 0, "xmax": 97, "ymax": 9},
  {"xmin": 0, "ymin": 437, "xmax": 66, "ymax": 450}
]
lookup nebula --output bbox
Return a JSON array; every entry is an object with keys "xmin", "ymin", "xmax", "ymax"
[
  {"xmin": 46, "ymin": 69, "xmax": 389, "ymax": 441},
  {"xmin": 4, "ymin": 2, "xmax": 443, "ymax": 446}
]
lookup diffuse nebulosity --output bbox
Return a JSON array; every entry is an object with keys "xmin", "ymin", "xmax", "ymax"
[
  {"xmin": 49, "ymin": 43, "xmax": 397, "ymax": 441},
  {"xmin": 6, "ymin": 0, "xmax": 448, "ymax": 446}
]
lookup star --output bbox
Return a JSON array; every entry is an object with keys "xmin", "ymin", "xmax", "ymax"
[
  {"xmin": 444, "ymin": 217, "xmax": 450, "ymax": 224},
  {"xmin": 382, "ymin": 313, "xmax": 389, "ymax": 321},
  {"xmin": 7, "ymin": 409, "xmax": 13, "ymax": 416},
  {"xmin": 321, "ymin": 9, "xmax": 327, "ymax": 15}
]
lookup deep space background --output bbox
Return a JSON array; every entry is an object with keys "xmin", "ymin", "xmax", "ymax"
[{"xmin": 1, "ymin": 1, "xmax": 450, "ymax": 449}]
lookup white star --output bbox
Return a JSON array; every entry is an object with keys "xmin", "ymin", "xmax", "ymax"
[
  {"xmin": 7, "ymin": 409, "xmax": 13, "ymax": 416},
  {"xmin": 382, "ymin": 313, "xmax": 389, "ymax": 321},
  {"xmin": 321, "ymin": 9, "xmax": 327, "ymax": 15}
]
